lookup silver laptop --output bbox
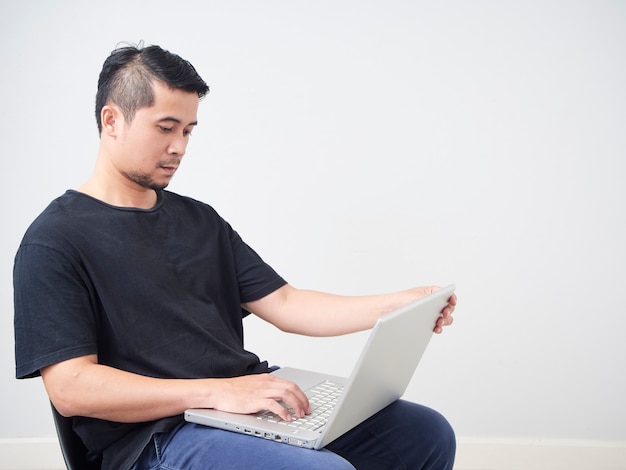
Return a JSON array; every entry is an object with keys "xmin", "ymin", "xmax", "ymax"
[{"xmin": 185, "ymin": 284, "xmax": 455, "ymax": 449}]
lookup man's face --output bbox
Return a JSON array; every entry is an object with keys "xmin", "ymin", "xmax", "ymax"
[{"xmin": 112, "ymin": 81, "xmax": 200, "ymax": 191}]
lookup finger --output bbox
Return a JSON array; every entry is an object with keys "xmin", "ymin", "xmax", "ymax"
[
  {"xmin": 433, "ymin": 314, "xmax": 453, "ymax": 334},
  {"xmin": 434, "ymin": 316, "xmax": 443, "ymax": 334},
  {"xmin": 264, "ymin": 378, "xmax": 310, "ymax": 420},
  {"xmin": 263, "ymin": 398, "xmax": 294, "ymax": 421},
  {"xmin": 441, "ymin": 311, "xmax": 454, "ymax": 325},
  {"xmin": 277, "ymin": 383, "xmax": 311, "ymax": 418},
  {"xmin": 440, "ymin": 300, "xmax": 455, "ymax": 317}
]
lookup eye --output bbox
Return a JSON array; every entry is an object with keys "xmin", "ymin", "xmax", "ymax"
[
  {"xmin": 159, "ymin": 126, "xmax": 174, "ymax": 133},
  {"xmin": 183, "ymin": 129, "xmax": 193, "ymax": 137}
]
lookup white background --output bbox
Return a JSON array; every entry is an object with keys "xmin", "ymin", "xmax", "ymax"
[{"xmin": 1, "ymin": 0, "xmax": 625, "ymax": 443}]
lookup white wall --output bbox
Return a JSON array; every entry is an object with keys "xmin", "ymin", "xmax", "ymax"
[{"xmin": 2, "ymin": 0, "xmax": 625, "ymax": 446}]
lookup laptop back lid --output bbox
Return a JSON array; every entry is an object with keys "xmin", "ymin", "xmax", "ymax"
[{"xmin": 317, "ymin": 284, "xmax": 455, "ymax": 447}]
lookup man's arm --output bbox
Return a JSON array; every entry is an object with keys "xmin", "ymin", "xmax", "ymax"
[
  {"xmin": 42, "ymin": 284, "xmax": 455, "ymax": 424},
  {"xmin": 41, "ymin": 355, "xmax": 310, "ymax": 423},
  {"xmin": 243, "ymin": 284, "xmax": 456, "ymax": 336}
]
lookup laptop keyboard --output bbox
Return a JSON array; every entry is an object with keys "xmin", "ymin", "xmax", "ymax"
[{"xmin": 256, "ymin": 380, "xmax": 344, "ymax": 431}]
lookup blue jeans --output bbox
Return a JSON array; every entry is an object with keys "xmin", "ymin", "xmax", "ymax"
[{"xmin": 132, "ymin": 400, "xmax": 455, "ymax": 469}]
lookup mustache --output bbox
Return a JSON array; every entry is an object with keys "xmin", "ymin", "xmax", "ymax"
[{"xmin": 159, "ymin": 158, "xmax": 181, "ymax": 167}]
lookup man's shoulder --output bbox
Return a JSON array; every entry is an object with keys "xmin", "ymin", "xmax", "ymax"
[
  {"xmin": 161, "ymin": 190, "xmax": 222, "ymax": 218},
  {"xmin": 20, "ymin": 191, "xmax": 93, "ymax": 246},
  {"xmin": 162, "ymin": 190, "xmax": 210, "ymax": 206},
  {"xmin": 32, "ymin": 189, "xmax": 100, "ymax": 219}
]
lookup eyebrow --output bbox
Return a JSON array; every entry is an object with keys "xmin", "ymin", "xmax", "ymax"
[{"xmin": 158, "ymin": 117, "xmax": 198, "ymax": 127}]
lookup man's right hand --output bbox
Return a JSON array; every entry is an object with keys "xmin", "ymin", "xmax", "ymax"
[{"xmin": 207, "ymin": 373, "xmax": 311, "ymax": 422}]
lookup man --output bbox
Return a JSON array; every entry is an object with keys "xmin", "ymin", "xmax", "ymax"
[{"xmin": 14, "ymin": 44, "xmax": 457, "ymax": 469}]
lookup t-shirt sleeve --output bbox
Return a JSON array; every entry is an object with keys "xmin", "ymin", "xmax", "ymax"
[
  {"xmin": 227, "ymin": 227, "xmax": 287, "ymax": 304},
  {"xmin": 14, "ymin": 243, "xmax": 98, "ymax": 379}
]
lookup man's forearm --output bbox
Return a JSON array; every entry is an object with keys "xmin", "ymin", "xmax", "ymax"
[
  {"xmin": 244, "ymin": 284, "xmax": 436, "ymax": 337},
  {"xmin": 41, "ymin": 354, "xmax": 311, "ymax": 423},
  {"xmin": 42, "ymin": 355, "xmax": 211, "ymax": 422}
]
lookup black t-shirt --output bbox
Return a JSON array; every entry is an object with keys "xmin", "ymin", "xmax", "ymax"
[{"xmin": 14, "ymin": 190, "xmax": 287, "ymax": 469}]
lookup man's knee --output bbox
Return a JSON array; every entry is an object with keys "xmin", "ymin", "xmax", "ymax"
[
  {"xmin": 326, "ymin": 400, "xmax": 455, "ymax": 469},
  {"xmin": 379, "ymin": 400, "xmax": 455, "ymax": 468},
  {"xmin": 399, "ymin": 401, "xmax": 456, "ymax": 466}
]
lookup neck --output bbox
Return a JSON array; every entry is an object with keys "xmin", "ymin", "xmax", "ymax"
[
  {"xmin": 78, "ymin": 178, "xmax": 158, "ymax": 209},
  {"xmin": 78, "ymin": 150, "xmax": 160, "ymax": 209}
]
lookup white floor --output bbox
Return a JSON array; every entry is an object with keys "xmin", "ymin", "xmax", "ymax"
[
  {"xmin": 1, "ymin": 436, "xmax": 625, "ymax": 469},
  {"xmin": 454, "ymin": 438, "xmax": 626, "ymax": 470}
]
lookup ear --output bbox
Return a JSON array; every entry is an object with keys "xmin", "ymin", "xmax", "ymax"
[{"xmin": 101, "ymin": 105, "xmax": 122, "ymax": 137}]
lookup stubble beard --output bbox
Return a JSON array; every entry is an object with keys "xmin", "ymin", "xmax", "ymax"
[
  {"xmin": 122, "ymin": 158, "xmax": 180, "ymax": 191},
  {"xmin": 121, "ymin": 170, "xmax": 170, "ymax": 191}
]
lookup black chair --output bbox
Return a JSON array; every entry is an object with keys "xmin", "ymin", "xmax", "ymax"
[{"xmin": 51, "ymin": 403, "xmax": 101, "ymax": 470}]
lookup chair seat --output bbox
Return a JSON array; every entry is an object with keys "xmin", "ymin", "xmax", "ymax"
[{"xmin": 50, "ymin": 403, "xmax": 101, "ymax": 470}]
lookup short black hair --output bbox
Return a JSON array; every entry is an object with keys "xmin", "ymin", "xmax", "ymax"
[{"xmin": 95, "ymin": 44, "xmax": 209, "ymax": 133}]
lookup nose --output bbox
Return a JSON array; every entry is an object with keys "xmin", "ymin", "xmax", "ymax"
[{"xmin": 167, "ymin": 134, "xmax": 188, "ymax": 157}]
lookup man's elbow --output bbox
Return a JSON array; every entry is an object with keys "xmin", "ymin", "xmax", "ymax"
[{"xmin": 41, "ymin": 355, "xmax": 98, "ymax": 417}]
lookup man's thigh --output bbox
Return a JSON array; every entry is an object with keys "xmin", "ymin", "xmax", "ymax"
[
  {"xmin": 133, "ymin": 421, "xmax": 355, "ymax": 470},
  {"xmin": 133, "ymin": 400, "xmax": 454, "ymax": 470}
]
